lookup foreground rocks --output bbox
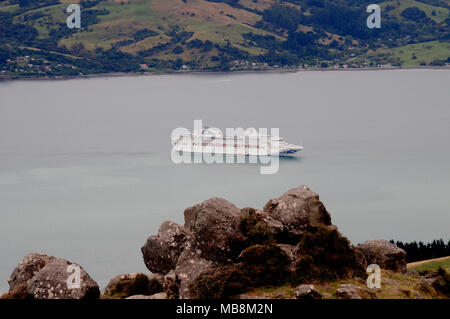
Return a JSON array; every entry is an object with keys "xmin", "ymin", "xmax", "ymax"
[
  {"xmin": 336, "ymin": 284, "xmax": 377, "ymax": 299},
  {"xmin": 4, "ymin": 185, "xmax": 443, "ymax": 300},
  {"xmin": 357, "ymin": 239, "xmax": 407, "ymax": 273},
  {"xmin": 141, "ymin": 186, "xmax": 338, "ymax": 298},
  {"xmin": 184, "ymin": 197, "xmax": 246, "ymax": 262},
  {"xmin": 294, "ymin": 284, "xmax": 322, "ymax": 299},
  {"xmin": 8, "ymin": 253, "xmax": 56, "ymax": 292},
  {"xmin": 6, "ymin": 253, "xmax": 99, "ymax": 299},
  {"xmin": 141, "ymin": 221, "xmax": 192, "ymax": 274},
  {"xmin": 264, "ymin": 185, "xmax": 332, "ymax": 233}
]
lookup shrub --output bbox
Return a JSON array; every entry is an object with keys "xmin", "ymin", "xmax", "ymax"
[
  {"xmin": 294, "ymin": 226, "xmax": 364, "ymax": 283},
  {"xmin": 190, "ymin": 244, "xmax": 291, "ymax": 298},
  {"xmin": 173, "ymin": 46, "xmax": 184, "ymax": 54},
  {"xmin": 108, "ymin": 274, "xmax": 162, "ymax": 299},
  {"xmin": 400, "ymin": 7, "xmax": 428, "ymax": 22},
  {"xmin": 435, "ymin": 267, "xmax": 450, "ymax": 296},
  {"xmin": 189, "ymin": 265, "xmax": 252, "ymax": 299},
  {"xmin": 0, "ymin": 283, "xmax": 31, "ymax": 299},
  {"xmin": 241, "ymin": 244, "xmax": 291, "ymax": 286},
  {"xmin": 239, "ymin": 210, "xmax": 276, "ymax": 246}
]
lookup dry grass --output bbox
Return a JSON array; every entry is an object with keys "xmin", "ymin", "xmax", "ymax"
[{"xmin": 241, "ymin": 269, "xmax": 447, "ymax": 299}]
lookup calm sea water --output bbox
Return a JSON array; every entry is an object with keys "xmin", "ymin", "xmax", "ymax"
[{"xmin": 0, "ymin": 69, "xmax": 449, "ymax": 292}]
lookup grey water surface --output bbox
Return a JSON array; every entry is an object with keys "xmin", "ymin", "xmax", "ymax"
[{"xmin": 0, "ymin": 69, "xmax": 449, "ymax": 291}]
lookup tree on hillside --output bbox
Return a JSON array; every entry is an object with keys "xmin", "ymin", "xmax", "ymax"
[{"xmin": 401, "ymin": 7, "xmax": 428, "ymax": 22}]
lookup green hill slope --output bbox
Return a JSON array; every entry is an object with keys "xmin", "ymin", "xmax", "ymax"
[
  {"xmin": 408, "ymin": 256, "xmax": 450, "ymax": 273},
  {"xmin": 1, "ymin": 0, "xmax": 449, "ymax": 77}
]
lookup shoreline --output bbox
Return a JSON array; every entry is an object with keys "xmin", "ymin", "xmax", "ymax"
[{"xmin": 1, "ymin": 65, "xmax": 449, "ymax": 82}]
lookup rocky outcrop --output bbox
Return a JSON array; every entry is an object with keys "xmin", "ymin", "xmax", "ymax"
[
  {"xmin": 141, "ymin": 198, "xmax": 246, "ymax": 299},
  {"xmin": 8, "ymin": 254, "xmax": 99, "ymax": 299},
  {"xmin": 5, "ymin": 186, "xmax": 449, "ymax": 300},
  {"xmin": 139, "ymin": 187, "xmax": 353, "ymax": 299},
  {"xmin": 184, "ymin": 197, "xmax": 246, "ymax": 262},
  {"xmin": 174, "ymin": 241, "xmax": 215, "ymax": 298},
  {"xmin": 294, "ymin": 284, "xmax": 322, "ymax": 299},
  {"xmin": 141, "ymin": 221, "xmax": 192, "ymax": 274},
  {"xmin": 8, "ymin": 253, "xmax": 56, "ymax": 292},
  {"xmin": 241, "ymin": 207, "xmax": 285, "ymax": 236},
  {"xmin": 277, "ymin": 244, "xmax": 298, "ymax": 269},
  {"xmin": 263, "ymin": 186, "xmax": 332, "ymax": 234},
  {"xmin": 28, "ymin": 259, "xmax": 99, "ymax": 299},
  {"xmin": 357, "ymin": 240, "xmax": 407, "ymax": 273},
  {"xmin": 141, "ymin": 198, "xmax": 249, "ymax": 298},
  {"xmin": 336, "ymin": 284, "xmax": 376, "ymax": 299}
]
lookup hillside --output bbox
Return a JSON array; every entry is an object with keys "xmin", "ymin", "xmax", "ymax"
[
  {"xmin": 408, "ymin": 256, "xmax": 450, "ymax": 273},
  {"xmin": 1, "ymin": 0, "xmax": 449, "ymax": 77}
]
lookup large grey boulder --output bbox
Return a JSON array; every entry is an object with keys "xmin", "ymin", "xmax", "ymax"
[
  {"xmin": 8, "ymin": 253, "xmax": 56, "ymax": 292},
  {"xmin": 184, "ymin": 197, "xmax": 246, "ymax": 262},
  {"xmin": 27, "ymin": 258, "xmax": 99, "ymax": 299},
  {"xmin": 336, "ymin": 284, "xmax": 376, "ymax": 299},
  {"xmin": 295, "ymin": 284, "xmax": 322, "ymax": 299},
  {"xmin": 8, "ymin": 253, "xmax": 99, "ymax": 299},
  {"xmin": 263, "ymin": 186, "xmax": 332, "ymax": 233},
  {"xmin": 141, "ymin": 221, "xmax": 192, "ymax": 274},
  {"xmin": 174, "ymin": 240, "xmax": 215, "ymax": 299},
  {"xmin": 240, "ymin": 207, "xmax": 285, "ymax": 236},
  {"xmin": 357, "ymin": 240, "xmax": 407, "ymax": 273}
]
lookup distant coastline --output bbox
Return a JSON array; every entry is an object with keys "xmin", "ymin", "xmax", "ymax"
[{"xmin": 1, "ymin": 65, "xmax": 449, "ymax": 82}]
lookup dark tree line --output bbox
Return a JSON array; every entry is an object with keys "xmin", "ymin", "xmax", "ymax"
[
  {"xmin": 390, "ymin": 239, "xmax": 450, "ymax": 263},
  {"xmin": 261, "ymin": 0, "xmax": 443, "ymax": 45}
]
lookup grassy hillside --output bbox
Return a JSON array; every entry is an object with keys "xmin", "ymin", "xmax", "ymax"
[
  {"xmin": 408, "ymin": 256, "xmax": 450, "ymax": 273},
  {"xmin": 381, "ymin": 0, "xmax": 449, "ymax": 23},
  {"xmin": 1, "ymin": 0, "xmax": 449, "ymax": 77},
  {"xmin": 242, "ymin": 269, "xmax": 449, "ymax": 299}
]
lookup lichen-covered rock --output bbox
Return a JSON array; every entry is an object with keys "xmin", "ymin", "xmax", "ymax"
[
  {"xmin": 336, "ymin": 285, "xmax": 362, "ymax": 299},
  {"xmin": 184, "ymin": 197, "xmax": 246, "ymax": 262},
  {"xmin": 263, "ymin": 186, "xmax": 332, "ymax": 234},
  {"xmin": 26, "ymin": 258, "xmax": 99, "ymax": 299},
  {"xmin": 241, "ymin": 208, "xmax": 285, "ymax": 236},
  {"xmin": 277, "ymin": 244, "xmax": 298, "ymax": 270},
  {"xmin": 336, "ymin": 284, "xmax": 376, "ymax": 299},
  {"xmin": 141, "ymin": 221, "xmax": 192, "ymax": 274},
  {"xmin": 357, "ymin": 240, "xmax": 407, "ymax": 273},
  {"xmin": 174, "ymin": 240, "xmax": 215, "ymax": 299},
  {"xmin": 294, "ymin": 284, "xmax": 322, "ymax": 299},
  {"xmin": 163, "ymin": 270, "xmax": 180, "ymax": 299},
  {"xmin": 8, "ymin": 253, "xmax": 56, "ymax": 292},
  {"xmin": 104, "ymin": 273, "xmax": 133, "ymax": 296}
]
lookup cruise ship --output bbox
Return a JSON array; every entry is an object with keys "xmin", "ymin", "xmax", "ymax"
[{"xmin": 171, "ymin": 127, "xmax": 303, "ymax": 157}]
